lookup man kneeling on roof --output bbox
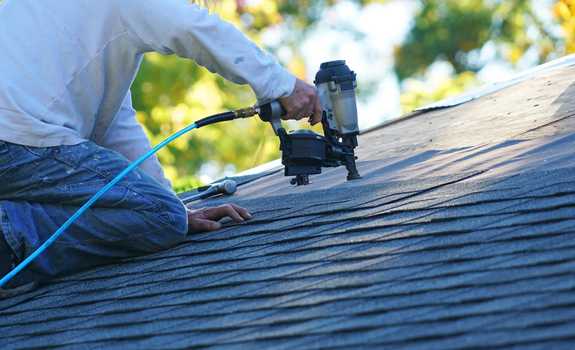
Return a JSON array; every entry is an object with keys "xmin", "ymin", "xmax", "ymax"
[{"xmin": 0, "ymin": 0, "xmax": 322, "ymax": 290}]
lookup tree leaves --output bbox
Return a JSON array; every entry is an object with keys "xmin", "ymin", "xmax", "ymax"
[
  {"xmin": 395, "ymin": 0, "xmax": 574, "ymax": 112},
  {"xmin": 554, "ymin": 0, "xmax": 575, "ymax": 53},
  {"xmin": 396, "ymin": 0, "xmax": 571, "ymax": 81}
]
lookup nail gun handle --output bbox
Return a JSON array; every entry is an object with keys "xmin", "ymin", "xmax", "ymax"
[
  {"xmin": 258, "ymin": 100, "xmax": 287, "ymax": 136},
  {"xmin": 258, "ymin": 101, "xmax": 286, "ymax": 123}
]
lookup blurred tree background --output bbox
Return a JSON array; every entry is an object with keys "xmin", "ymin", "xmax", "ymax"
[
  {"xmin": 398, "ymin": 0, "xmax": 575, "ymax": 111},
  {"xmin": 131, "ymin": 0, "xmax": 575, "ymax": 192},
  {"xmin": 1, "ymin": 0, "xmax": 572, "ymax": 190}
]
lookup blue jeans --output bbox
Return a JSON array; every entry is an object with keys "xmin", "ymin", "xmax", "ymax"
[{"xmin": 0, "ymin": 141, "xmax": 188, "ymax": 287}]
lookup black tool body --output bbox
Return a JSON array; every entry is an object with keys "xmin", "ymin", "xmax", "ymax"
[{"xmin": 259, "ymin": 60, "xmax": 361, "ymax": 186}]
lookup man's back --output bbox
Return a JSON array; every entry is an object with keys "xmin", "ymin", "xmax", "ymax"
[
  {"xmin": 0, "ymin": 0, "xmax": 142, "ymax": 147},
  {"xmin": 0, "ymin": 0, "xmax": 296, "ymax": 149}
]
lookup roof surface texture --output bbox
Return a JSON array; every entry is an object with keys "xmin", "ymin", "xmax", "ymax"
[{"xmin": 1, "ymin": 58, "xmax": 575, "ymax": 349}]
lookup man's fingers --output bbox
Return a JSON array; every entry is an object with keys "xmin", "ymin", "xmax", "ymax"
[
  {"xmin": 205, "ymin": 204, "xmax": 245, "ymax": 223},
  {"xmin": 187, "ymin": 204, "xmax": 252, "ymax": 234},
  {"xmin": 229, "ymin": 203, "xmax": 252, "ymax": 220},
  {"xmin": 279, "ymin": 79, "xmax": 319, "ymax": 121},
  {"xmin": 189, "ymin": 218, "xmax": 221, "ymax": 233},
  {"xmin": 310, "ymin": 96, "xmax": 323, "ymax": 125},
  {"xmin": 299, "ymin": 93, "xmax": 314, "ymax": 118},
  {"xmin": 282, "ymin": 104, "xmax": 308, "ymax": 121},
  {"xmin": 302, "ymin": 102, "xmax": 314, "ymax": 120}
]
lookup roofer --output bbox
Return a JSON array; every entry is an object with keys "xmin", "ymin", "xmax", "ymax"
[{"xmin": 0, "ymin": 0, "xmax": 322, "ymax": 289}]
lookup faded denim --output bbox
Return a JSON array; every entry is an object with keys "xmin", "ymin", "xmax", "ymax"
[{"xmin": 0, "ymin": 140, "xmax": 188, "ymax": 287}]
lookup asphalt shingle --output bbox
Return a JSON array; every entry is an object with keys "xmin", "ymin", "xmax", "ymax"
[{"xmin": 2, "ymin": 59, "xmax": 575, "ymax": 349}]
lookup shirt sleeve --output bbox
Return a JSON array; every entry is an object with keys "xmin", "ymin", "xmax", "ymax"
[
  {"xmin": 118, "ymin": 0, "xmax": 296, "ymax": 104},
  {"xmin": 98, "ymin": 92, "xmax": 174, "ymax": 191}
]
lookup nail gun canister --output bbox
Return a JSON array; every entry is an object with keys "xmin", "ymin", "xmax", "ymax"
[{"xmin": 314, "ymin": 60, "xmax": 359, "ymax": 136}]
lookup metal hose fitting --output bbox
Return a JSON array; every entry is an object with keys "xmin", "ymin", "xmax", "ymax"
[{"xmin": 234, "ymin": 106, "xmax": 259, "ymax": 119}]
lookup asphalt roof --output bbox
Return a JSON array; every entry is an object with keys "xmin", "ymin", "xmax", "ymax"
[{"xmin": 1, "ymin": 56, "xmax": 575, "ymax": 349}]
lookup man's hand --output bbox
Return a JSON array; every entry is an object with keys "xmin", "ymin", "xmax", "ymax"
[
  {"xmin": 186, "ymin": 204, "xmax": 252, "ymax": 233},
  {"xmin": 279, "ymin": 78, "xmax": 322, "ymax": 125}
]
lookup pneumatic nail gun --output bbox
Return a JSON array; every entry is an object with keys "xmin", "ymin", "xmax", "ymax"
[{"xmin": 259, "ymin": 60, "xmax": 361, "ymax": 186}]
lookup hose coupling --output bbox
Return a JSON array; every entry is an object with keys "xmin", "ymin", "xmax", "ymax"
[{"xmin": 234, "ymin": 106, "xmax": 259, "ymax": 119}]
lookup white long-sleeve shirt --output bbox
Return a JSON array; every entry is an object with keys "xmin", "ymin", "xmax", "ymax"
[{"xmin": 0, "ymin": 0, "xmax": 295, "ymax": 188}]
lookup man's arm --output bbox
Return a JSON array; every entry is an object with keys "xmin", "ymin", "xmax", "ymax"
[
  {"xmin": 97, "ymin": 92, "xmax": 174, "ymax": 191},
  {"xmin": 118, "ymin": 0, "xmax": 321, "ymax": 122},
  {"xmin": 118, "ymin": 0, "xmax": 295, "ymax": 105}
]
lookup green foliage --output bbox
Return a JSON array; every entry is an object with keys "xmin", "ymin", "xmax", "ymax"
[
  {"xmin": 132, "ymin": 53, "xmax": 281, "ymax": 185},
  {"xmin": 394, "ymin": 0, "xmax": 562, "ymax": 81},
  {"xmin": 396, "ymin": 0, "xmax": 574, "ymax": 112},
  {"xmin": 395, "ymin": 0, "xmax": 492, "ymax": 79},
  {"xmin": 237, "ymin": 0, "xmax": 387, "ymax": 32},
  {"xmin": 172, "ymin": 176, "xmax": 203, "ymax": 194},
  {"xmin": 554, "ymin": 0, "xmax": 575, "ymax": 53},
  {"xmin": 400, "ymin": 72, "xmax": 477, "ymax": 113}
]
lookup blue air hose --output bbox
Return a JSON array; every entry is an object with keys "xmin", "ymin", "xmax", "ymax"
[{"xmin": 0, "ymin": 107, "xmax": 258, "ymax": 288}]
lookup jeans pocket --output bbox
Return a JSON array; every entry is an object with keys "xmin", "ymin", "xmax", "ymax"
[{"xmin": 0, "ymin": 142, "xmax": 14, "ymax": 177}]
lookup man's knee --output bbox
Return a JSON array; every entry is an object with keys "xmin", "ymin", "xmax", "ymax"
[
  {"xmin": 116, "ymin": 167, "xmax": 187, "ymax": 236},
  {"xmin": 135, "ymin": 190, "xmax": 188, "ymax": 250},
  {"xmin": 163, "ymin": 194, "xmax": 188, "ymax": 240}
]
